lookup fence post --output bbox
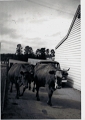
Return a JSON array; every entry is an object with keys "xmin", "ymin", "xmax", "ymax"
[{"xmin": 1, "ymin": 64, "xmax": 9, "ymax": 113}]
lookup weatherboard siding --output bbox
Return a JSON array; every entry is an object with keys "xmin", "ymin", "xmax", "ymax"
[{"xmin": 55, "ymin": 9, "xmax": 81, "ymax": 91}]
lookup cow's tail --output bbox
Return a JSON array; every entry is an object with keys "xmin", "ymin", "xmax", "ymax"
[
  {"xmin": 7, "ymin": 74, "xmax": 11, "ymax": 91},
  {"xmin": 32, "ymin": 81, "xmax": 36, "ymax": 92}
]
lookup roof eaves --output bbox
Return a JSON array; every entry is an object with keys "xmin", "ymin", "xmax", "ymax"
[{"xmin": 55, "ymin": 5, "xmax": 80, "ymax": 50}]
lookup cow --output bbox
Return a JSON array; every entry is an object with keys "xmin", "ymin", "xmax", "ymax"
[
  {"xmin": 32, "ymin": 61, "xmax": 63, "ymax": 106},
  {"xmin": 8, "ymin": 63, "xmax": 34, "ymax": 99}
]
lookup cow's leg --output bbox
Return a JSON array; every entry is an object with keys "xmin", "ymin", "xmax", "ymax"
[
  {"xmin": 15, "ymin": 83, "xmax": 20, "ymax": 99},
  {"xmin": 32, "ymin": 81, "xmax": 36, "ymax": 92},
  {"xmin": 47, "ymin": 88, "xmax": 53, "ymax": 106},
  {"xmin": 29, "ymin": 82, "xmax": 31, "ymax": 90},
  {"xmin": 10, "ymin": 82, "xmax": 13, "ymax": 92},
  {"xmin": 20, "ymin": 80, "xmax": 28, "ymax": 96},
  {"xmin": 36, "ymin": 86, "xmax": 40, "ymax": 101},
  {"xmin": 20, "ymin": 85, "xmax": 28, "ymax": 96}
]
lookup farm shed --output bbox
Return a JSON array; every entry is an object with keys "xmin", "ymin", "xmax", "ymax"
[
  {"xmin": 55, "ymin": 5, "xmax": 81, "ymax": 91},
  {"xmin": 9, "ymin": 59, "xmax": 29, "ymax": 67},
  {"xmin": 28, "ymin": 58, "xmax": 52, "ymax": 65}
]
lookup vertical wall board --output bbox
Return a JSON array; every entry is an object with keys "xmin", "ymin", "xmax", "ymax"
[{"xmin": 55, "ymin": 5, "xmax": 81, "ymax": 91}]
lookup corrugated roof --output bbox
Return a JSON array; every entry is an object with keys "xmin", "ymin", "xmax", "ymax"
[{"xmin": 55, "ymin": 5, "xmax": 80, "ymax": 50}]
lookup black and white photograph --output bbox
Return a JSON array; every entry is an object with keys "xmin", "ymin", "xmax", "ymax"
[{"xmin": 0, "ymin": 0, "xmax": 82, "ymax": 119}]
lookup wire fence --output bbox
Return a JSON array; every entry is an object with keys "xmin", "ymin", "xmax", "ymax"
[{"xmin": 1, "ymin": 63, "xmax": 9, "ymax": 113}]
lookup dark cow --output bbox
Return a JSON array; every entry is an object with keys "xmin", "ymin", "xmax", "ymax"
[
  {"xmin": 32, "ymin": 61, "xmax": 63, "ymax": 106},
  {"xmin": 8, "ymin": 63, "xmax": 34, "ymax": 98}
]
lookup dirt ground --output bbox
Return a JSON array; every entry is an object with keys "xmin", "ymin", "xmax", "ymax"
[{"xmin": 1, "ymin": 84, "xmax": 81, "ymax": 119}]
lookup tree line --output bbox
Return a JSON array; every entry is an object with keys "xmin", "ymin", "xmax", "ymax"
[{"xmin": 1, "ymin": 44, "xmax": 55, "ymax": 62}]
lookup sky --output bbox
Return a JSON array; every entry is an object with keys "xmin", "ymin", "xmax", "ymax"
[{"xmin": 0, "ymin": 0, "xmax": 80, "ymax": 54}]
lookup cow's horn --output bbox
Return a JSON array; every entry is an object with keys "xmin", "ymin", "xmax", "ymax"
[{"xmin": 67, "ymin": 68, "xmax": 70, "ymax": 71}]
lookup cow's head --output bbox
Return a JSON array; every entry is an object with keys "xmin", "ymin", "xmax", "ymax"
[
  {"xmin": 20, "ymin": 71, "xmax": 29, "ymax": 78},
  {"xmin": 19, "ymin": 71, "xmax": 29, "ymax": 86},
  {"xmin": 62, "ymin": 68, "xmax": 70, "ymax": 76},
  {"xmin": 49, "ymin": 69, "xmax": 63, "ymax": 90},
  {"xmin": 28, "ymin": 65, "xmax": 34, "ymax": 81},
  {"xmin": 16, "ymin": 75, "xmax": 23, "ymax": 87},
  {"xmin": 20, "ymin": 65, "xmax": 34, "ymax": 83}
]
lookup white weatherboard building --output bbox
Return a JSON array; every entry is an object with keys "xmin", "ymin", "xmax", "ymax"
[{"xmin": 55, "ymin": 5, "xmax": 81, "ymax": 91}]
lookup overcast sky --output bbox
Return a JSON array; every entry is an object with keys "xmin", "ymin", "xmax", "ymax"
[{"xmin": 0, "ymin": 0, "xmax": 80, "ymax": 54}]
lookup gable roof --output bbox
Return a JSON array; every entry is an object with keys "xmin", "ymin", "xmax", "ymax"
[{"xmin": 55, "ymin": 5, "xmax": 80, "ymax": 50}]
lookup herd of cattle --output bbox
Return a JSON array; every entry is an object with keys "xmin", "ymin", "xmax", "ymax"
[{"xmin": 8, "ymin": 61, "xmax": 69, "ymax": 106}]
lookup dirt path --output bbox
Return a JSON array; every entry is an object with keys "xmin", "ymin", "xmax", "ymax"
[{"xmin": 1, "ymin": 85, "xmax": 81, "ymax": 119}]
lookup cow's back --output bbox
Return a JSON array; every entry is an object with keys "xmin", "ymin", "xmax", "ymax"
[
  {"xmin": 34, "ymin": 63, "xmax": 56, "ymax": 85},
  {"xmin": 8, "ymin": 64, "xmax": 20, "ymax": 77},
  {"xmin": 8, "ymin": 64, "xmax": 25, "ymax": 84},
  {"xmin": 34, "ymin": 63, "xmax": 56, "ymax": 75}
]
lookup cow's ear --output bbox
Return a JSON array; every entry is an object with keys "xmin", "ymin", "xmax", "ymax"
[
  {"xmin": 20, "ymin": 71, "xmax": 24, "ymax": 75},
  {"xmin": 49, "ymin": 70, "xmax": 56, "ymax": 74}
]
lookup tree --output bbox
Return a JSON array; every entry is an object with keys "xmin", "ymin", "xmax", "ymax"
[
  {"xmin": 41, "ymin": 48, "xmax": 45, "ymax": 54},
  {"xmin": 16, "ymin": 44, "xmax": 23, "ymax": 55},
  {"xmin": 24, "ymin": 46, "xmax": 33, "ymax": 55},
  {"xmin": 40, "ymin": 48, "xmax": 46, "ymax": 59},
  {"xmin": 45, "ymin": 49, "xmax": 50, "ymax": 58},
  {"xmin": 28, "ymin": 47, "xmax": 33, "ymax": 54},
  {"xmin": 24, "ymin": 46, "xmax": 29, "ymax": 55},
  {"xmin": 50, "ymin": 49, "xmax": 55, "ymax": 57},
  {"xmin": 36, "ymin": 49, "xmax": 41, "ymax": 57},
  {"xmin": 24, "ymin": 46, "xmax": 33, "ymax": 61}
]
